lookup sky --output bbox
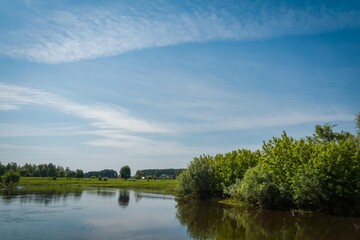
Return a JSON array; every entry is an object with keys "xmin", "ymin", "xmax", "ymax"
[{"xmin": 0, "ymin": 0, "xmax": 359, "ymax": 173}]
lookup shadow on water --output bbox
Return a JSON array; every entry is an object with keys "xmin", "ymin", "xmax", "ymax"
[{"xmin": 176, "ymin": 200, "xmax": 360, "ymax": 240}]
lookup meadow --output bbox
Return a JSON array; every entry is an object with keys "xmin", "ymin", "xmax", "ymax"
[{"xmin": 19, "ymin": 177, "xmax": 177, "ymax": 194}]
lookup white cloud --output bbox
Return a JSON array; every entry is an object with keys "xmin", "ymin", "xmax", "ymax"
[
  {"xmin": 173, "ymin": 111, "xmax": 356, "ymax": 133},
  {"xmin": 1, "ymin": 1, "xmax": 359, "ymax": 63},
  {"xmin": 0, "ymin": 82, "xmax": 167, "ymax": 133}
]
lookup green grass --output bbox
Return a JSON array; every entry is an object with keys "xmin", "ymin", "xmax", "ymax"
[{"xmin": 19, "ymin": 177, "xmax": 178, "ymax": 194}]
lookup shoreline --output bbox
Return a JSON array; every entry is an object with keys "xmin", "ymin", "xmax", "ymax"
[{"xmin": 19, "ymin": 177, "xmax": 177, "ymax": 195}]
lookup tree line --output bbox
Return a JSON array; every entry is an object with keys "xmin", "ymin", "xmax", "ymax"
[
  {"xmin": 134, "ymin": 168, "xmax": 185, "ymax": 179},
  {"xmin": 0, "ymin": 162, "xmax": 85, "ymax": 179},
  {"xmin": 0, "ymin": 162, "xmax": 134, "ymax": 181},
  {"xmin": 177, "ymin": 114, "xmax": 360, "ymax": 215},
  {"xmin": 84, "ymin": 169, "xmax": 118, "ymax": 179}
]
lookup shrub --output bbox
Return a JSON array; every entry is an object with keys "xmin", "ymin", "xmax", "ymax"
[
  {"xmin": 177, "ymin": 155, "xmax": 222, "ymax": 199},
  {"xmin": 237, "ymin": 166, "xmax": 284, "ymax": 209},
  {"xmin": 214, "ymin": 149, "xmax": 260, "ymax": 187},
  {"xmin": 292, "ymin": 165, "xmax": 322, "ymax": 209},
  {"xmin": 1, "ymin": 170, "xmax": 21, "ymax": 188}
]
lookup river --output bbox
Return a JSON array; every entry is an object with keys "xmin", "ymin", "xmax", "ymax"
[{"xmin": 1, "ymin": 187, "xmax": 359, "ymax": 239}]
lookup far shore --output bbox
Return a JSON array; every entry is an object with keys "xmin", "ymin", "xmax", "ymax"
[{"xmin": 19, "ymin": 177, "xmax": 177, "ymax": 195}]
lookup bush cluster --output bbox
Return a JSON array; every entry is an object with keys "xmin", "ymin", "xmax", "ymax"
[
  {"xmin": 177, "ymin": 121, "xmax": 360, "ymax": 214},
  {"xmin": 0, "ymin": 170, "xmax": 21, "ymax": 188}
]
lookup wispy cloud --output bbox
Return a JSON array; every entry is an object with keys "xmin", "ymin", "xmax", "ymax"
[
  {"xmin": 172, "ymin": 111, "xmax": 355, "ymax": 133},
  {"xmin": 0, "ymin": 82, "xmax": 166, "ymax": 133},
  {"xmin": 1, "ymin": 1, "xmax": 359, "ymax": 63},
  {"xmin": 0, "ymin": 82, "xmax": 355, "ymax": 136}
]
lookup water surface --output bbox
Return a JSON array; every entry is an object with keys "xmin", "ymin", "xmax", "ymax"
[
  {"xmin": 1, "ymin": 187, "xmax": 359, "ymax": 239},
  {"xmin": 0, "ymin": 187, "xmax": 187, "ymax": 240}
]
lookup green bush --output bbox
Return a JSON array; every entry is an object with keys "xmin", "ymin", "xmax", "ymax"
[
  {"xmin": 309, "ymin": 137, "xmax": 360, "ymax": 213},
  {"xmin": 292, "ymin": 165, "xmax": 322, "ymax": 209},
  {"xmin": 214, "ymin": 149, "xmax": 259, "ymax": 187},
  {"xmin": 177, "ymin": 119, "xmax": 360, "ymax": 214},
  {"xmin": 1, "ymin": 170, "xmax": 21, "ymax": 188},
  {"xmin": 237, "ymin": 166, "xmax": 285, "ymax": 209},
  {"xmin": 177, "ymin": 155, "xmax": 222, "ymax": 199}
]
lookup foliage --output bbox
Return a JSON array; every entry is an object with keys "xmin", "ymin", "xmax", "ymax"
[
  {"xmin": 1, "ymin": 170, "xmax": 21, "ymax": 188},
  {"xmin": 138, "ymin": 168, "xmax": 185, "ymax": 178},
  {"xmin": 178, "ymin": 119, "xmax": 360, "ymax": 214},
  {"xmin": 177, "ymin": 155, "xmax": 222, "ymax": 199},
  {"xmin": 120, "ymin": 165, "xmax": 131, "ymax": 180},
  {"xmin": 134, "ymin": 170, "xmax": 144, "ymax": 179},
  {"xmin": 0, "ymin": 162, "xmax": 6, "ymax": 176},
  {"xmin": 357, "ymin": 112, "xmax": 360, "ymax": 138},
  {"xmin": 75, "ymin": 169, "xmax": 85, "ymax": 178},
  {"xmin": 0, "ymin": 162, "xmax": 82, "ymax": 179},
  {"xmin": 224, "ymin": 125, "xmax": 359, "ymax": 213},
  {"xmin": 214, "ymin": 149, "xmax": 259, "ymax": 187},
  {"xmin": 84, "ymin": 169, "xmax": 118, "ymax": 178}
]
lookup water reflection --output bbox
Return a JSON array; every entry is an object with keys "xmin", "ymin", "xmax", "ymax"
[
  {"xmin": 1, "ymin": 187, "xmax": 83, "ymax": 205},
  {"xmin": 0, "ymin": 187, "xmax": 189, "ymax": 240},
  {"xmin": 87, "ymin": 189, "xmax": 116, "ymax": 198},
  {"xmin": 176, "ymin": 200, "xmax": 360, "ymax": 240},
  {"xmin": 134, "ymin": 191, "xmax": 174, "ymax": 202},
  {"xmin": 118, "ymin": 189, "xmax": 130, "ymax": 208}
]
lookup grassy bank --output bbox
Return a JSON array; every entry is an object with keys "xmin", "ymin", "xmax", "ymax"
[{"xmin": 19, "ymin": 177, "xmax": 177, "ymax": 194}]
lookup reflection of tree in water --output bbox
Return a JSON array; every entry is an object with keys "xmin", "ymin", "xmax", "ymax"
[
  {"xmin": 176, "ymin": 200, "xmax": 360, "ymax": 240},
  {"xmin": 1, "ymin": 187, "xmax": 83, "ymax": 205},
  {"xmin": 118, "ymin": 189, "xmax": 130, "ymax": 208},
  {"xmin": 134, "ymin": 191, "xmax": 174, "ymax": 203},
  {"xmin": 176, "ymin": 200, "xmax": 225, "ymax": 239},
  {"xmin": 223, "ymin": 208, "xmax": 360, "ymax": 240},
  {"xmin": 87, "ymin": 189, "xmax": 116, "ymax": 198}
]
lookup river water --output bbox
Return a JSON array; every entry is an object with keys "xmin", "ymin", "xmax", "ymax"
[{"xmin": 0, "ymin": 187, "xmax": 359, "ymax": 239}]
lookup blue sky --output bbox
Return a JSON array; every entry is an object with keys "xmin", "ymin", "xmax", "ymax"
[{"xmin": 0, "ymin": 0, "xmax": 359, "ymax": 172}]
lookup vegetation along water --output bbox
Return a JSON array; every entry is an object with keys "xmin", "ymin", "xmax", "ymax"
[
  {"xmin": 1, "ymin": 114, "xmax": 359, "ymax": 239},
  {"xmin": 177, "ymin": 114, "xmax": 360, "ymax": 216}
]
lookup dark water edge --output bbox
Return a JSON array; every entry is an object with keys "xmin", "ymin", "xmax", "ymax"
[
  {"xmin": 176, "ymin": 200, "xmax": 360, "ymax": 240},
  {"xmin": 1, "ymin": 187, "xmax": 360, "ymax": 240}
]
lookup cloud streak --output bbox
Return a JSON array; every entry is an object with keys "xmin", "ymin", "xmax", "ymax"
[
  {"xmin": 173, "ymin": 111, "xmax": 355, "ymax": 133},
  {"xmin": 1, "ymin": 1, "xmax": 359, "ymax": 63},
  {"xmin": 0, "ymin": 82, "xmax": 166, "ymax": 133}
]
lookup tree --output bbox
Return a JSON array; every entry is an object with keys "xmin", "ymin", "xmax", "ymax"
[
  {"xmin": 6, "ymin": 162, "xmax": 18, "ymax": 171},
  {"xmin": 135, "ymin": 170, "xmax": 144, "ymax": 179},
  {"xmin": 76, "ymin": 169, "xmax": 84, "ymax": 178},
  {"xmin": 0, "ymin": 162, "xmax": 6, "ymax": 176},
  {"xmin": 68, "ymin": 170, "xmax": 76, "ymax": 178},
  {"xmin": 47, "ymin": 163, "xmax": 57, "ymax": 178},
  {"xmin": 356, "ymin": 112, "xmax": 360, "ymax": 138},
  {"xmin": 57, "ymin": 166, "xmax": 65, "ymax": 177},
  {"xmin": 65, "ymin": 167, "xmax": 71, "ymax": 179},
  {"xmin": 1, "ymin": 170, "xmax": 21, "ymax": 188},
  {"xmin": 313, "ymin": 123, "xmax": 352, "ymax": 142},
  {"xmin": 84, "ymin": 169, "xmax": 118, "ymax": 178},
  {"xmin": 177, "ymin": 155, "xmax": 222, "ymax": 199},
  {"xmin": 120, "ymin": 165, "xmax": 131, "ymax": 180}
]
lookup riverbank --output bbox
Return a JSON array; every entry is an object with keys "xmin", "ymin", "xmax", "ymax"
[{"xmin": 19, "ymin": 177, "xmax": 177, "ymax": 194}]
